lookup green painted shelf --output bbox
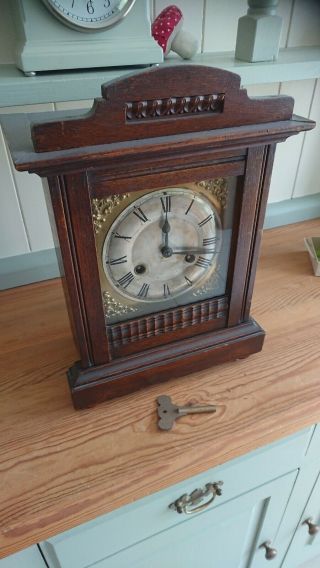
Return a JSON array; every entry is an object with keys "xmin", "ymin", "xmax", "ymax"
[{"xmin": 0, "ymin": 46, "xmax": 320, "ymax": 107}]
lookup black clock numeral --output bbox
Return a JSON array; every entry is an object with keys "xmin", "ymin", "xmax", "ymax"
[
  {"xmin": 137, "ymin": 283, "xmax": 150, "ymax": 298},
  {"xmin": 198, "ymin": 215, "xmax": 213, "ymax": 228},
  {"xmin": 160, "ymin": 194, "xmax": 171, "ymax": 213},
  {"xmin": 203, "ymin": 236, "xmax": 217, "ymax": 246},
  {"xmin": 195, "ymin": 256, "xmax": 212, "ymax": 269},
  {"xmin": 71, "ymin": 0, "xmax": 75, "ymax": 7},
  {"xmin": 184, "ymin": 276, "xmax": 193, "ymax": 287},
  {"xmin": 112, "ymin": 232, "xmax": 132, "ymax": 241},
  {"xmin": 117, "ymin": 272, "xmax": 134, "ymax": 288},
  {"xmin": 185, "ymin": 198, "xmax": 194, "ymax": 215},
  {"xmin": 106, "ymin": 255, "xmax": 127, "ymax": 266},
  {"xmin": 133, "ymin": 207, "xmax": 149, "ymax": 223},
  {"xmin": 163, "ymin": 284, "xmax": 171, "ymax": 298},
  {"xmin": 104, "ymin": 0, "xmax": 111, "ymax": 7},
  {"xmin": 87, "ymin": 0, "xmax": 94, "ymax": 14}
]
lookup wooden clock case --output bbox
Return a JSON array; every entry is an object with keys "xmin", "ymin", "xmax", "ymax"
[{"xmin": 2, "ymin": 65, "xmax": 314, "ymax": 408}]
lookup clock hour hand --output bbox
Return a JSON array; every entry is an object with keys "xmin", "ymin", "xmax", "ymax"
[
  {"xmin": 161, "ymin": 210, "xmax": 173, "ymax": 257},
  {"xmin": 163, "ymin": 219, "xmax": 170, "ymax": 247}
]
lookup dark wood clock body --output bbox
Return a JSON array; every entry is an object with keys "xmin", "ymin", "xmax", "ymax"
[{"xmin": 1, "ymin": 65, "xmax": 315, "ymax": 408}]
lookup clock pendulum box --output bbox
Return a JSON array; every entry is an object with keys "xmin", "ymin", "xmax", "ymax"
[{"xmin": 2, "ymin": 66, "xmax": 314, "ymax": 408}]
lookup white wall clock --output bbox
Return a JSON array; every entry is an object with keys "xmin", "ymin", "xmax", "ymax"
[
  {"xmin": 41, "ymin": 0, "xmax": 137, "ymax": 31},
  {"xmin": 11, "ymin": 0, "xmax": 163, "ymax": 75}
]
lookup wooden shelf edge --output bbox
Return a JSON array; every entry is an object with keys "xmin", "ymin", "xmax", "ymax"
[{"xmin": 0, "ymin": 46, "xmax": 319, "ymax": 108}]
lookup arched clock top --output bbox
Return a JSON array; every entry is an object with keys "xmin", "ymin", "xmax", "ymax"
[{"xmin": 31, "ymin": 65, "xmax": 295, "ymax": 152}]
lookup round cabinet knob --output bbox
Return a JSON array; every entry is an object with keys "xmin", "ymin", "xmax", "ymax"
[
  {"xmin": 303, "ymin": 518, "xmax": 320, "ymax": 535},
  {"xmin": 260, "ymin": 541, "xmax": 278, "ymax": 560}
]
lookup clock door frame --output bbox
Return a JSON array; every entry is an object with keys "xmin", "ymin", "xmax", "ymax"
[
  {"xmin": 3, "ymin": 64, "xmax": 314, "ymax": 408},
  {"xmin": 89, "ymin": 156, "xmax": 244, "ymax": 356}
]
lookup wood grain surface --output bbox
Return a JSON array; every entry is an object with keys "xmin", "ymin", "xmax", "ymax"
[
  {"xmin": 0, "ymin": 220, "xmax": 320, "ymax": 558},
  {"xmin": 31, "ymin": 65, "xmax": 295, "ymax": 152}
]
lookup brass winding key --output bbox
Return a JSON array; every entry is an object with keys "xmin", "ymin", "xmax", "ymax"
[{"xmin": 157, "ymin": 395, "xmax": 217, "ymax": 431}]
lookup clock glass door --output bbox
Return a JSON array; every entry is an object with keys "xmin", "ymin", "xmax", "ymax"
[{"xmin": 92, "ymin": 176, "xmax": 237, "ymax": 327}]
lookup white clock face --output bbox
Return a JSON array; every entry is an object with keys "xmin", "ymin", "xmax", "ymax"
[
  {"xmin": 42, "ymin": 0, "xmax": 136, "ymax": 31},
  {"xmin": 102, "ymin": 188, "xmax": 222, "ymax": 304}
]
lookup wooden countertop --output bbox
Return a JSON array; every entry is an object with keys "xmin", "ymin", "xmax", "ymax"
[{"xmin": 1, "ymin": 219, "xmax": 320, "ymax": 558}]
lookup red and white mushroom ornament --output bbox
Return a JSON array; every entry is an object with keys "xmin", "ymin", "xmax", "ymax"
[{"xmin": 152, "ymin": 5, "xmax": 198, "ymax": 60}]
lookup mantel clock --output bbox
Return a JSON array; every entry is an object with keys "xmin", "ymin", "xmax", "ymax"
[
  {"xmin": 11, "ymin": 0, "xmax": 162, "ymax": 75},
  {"xmin": 1, "ymin": 65, "xmax": 314, "ymax": 408}
]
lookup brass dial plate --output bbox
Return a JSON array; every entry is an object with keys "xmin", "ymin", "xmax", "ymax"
[{"xmin": 92, "ymin": 178, "xmax": 233, "ymax": 323}]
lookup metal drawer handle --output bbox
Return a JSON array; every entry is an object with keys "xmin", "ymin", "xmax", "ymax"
[
  {"xmin": 303, "ymin": 517, "xmax": 320, "ymax": 535},
  {"xmin": 259, "ymin": 541, "xmax": 278, "ymax": 560},
  {"xmin": 169, "ymin": 481, "xmax": 223, "ymax": 515}
]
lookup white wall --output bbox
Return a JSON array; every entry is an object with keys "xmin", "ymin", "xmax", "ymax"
[{"xmin": 0, "ymin": 0, "xmax": 319, "ymax": 260}]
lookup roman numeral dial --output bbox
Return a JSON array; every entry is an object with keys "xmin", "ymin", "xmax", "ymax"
[
  {"xmin": 117, "ymin": 272, "xmax": 134, "ymax": 288},
  {"xmin": 106, "ymin": 255, "xmax": 127, "ymax": 265},
  {"xmin": 138, "ymin": 283, "xmax": 150, "ymax": 298},
  {"xmin": 160, "ymin": 194, "xmax": 171, "ymax": 213},
  {"xmin": 101, "ymin": 186, "xmax": 223, "ymax": 310},
  {"xmin": 198, "ymin": 214, "xmax": 213, "ymax": 228},
  {"xmin": 133, "ymin": 206, "xmax": 148, "ymax": 223},
  {"xmin": 195, "ymin": 256, "xmax": 212, "ymax": 269}
]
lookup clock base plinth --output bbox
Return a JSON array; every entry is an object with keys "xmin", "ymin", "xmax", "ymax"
[{"xmin": 68, "ymin": 318, "xmax": 265, "ymax": 410}]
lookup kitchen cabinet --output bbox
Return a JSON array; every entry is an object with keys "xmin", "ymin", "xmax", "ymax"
[
  {"xmin": 0, "ymin": 546, "xmax": 46, "ymax": 567},
  {"xmin": 34, "ymin": 424, "xmax": 320, "ymax": 568},
  {"xmin": 39, "ymin": 428, "xmax": 313, "ymax": 568},
  {"xmin": 68, "ymin": 474, "xmax": 296, "ymax": 568},
  {"xmin": 283, "ymin": 469, "xmax": 320, "ymax": 567},
  {"xmin": 2, "ymin": 427, "xmax": 320, "ymax": 567}
]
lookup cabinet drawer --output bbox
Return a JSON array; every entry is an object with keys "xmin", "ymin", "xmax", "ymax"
[
  {"xmin": 79, "ymin": 471, "xmax": 297, "ymax": 568},
  {"xmin": 40, "ymin": 428, "xmax": 311, "ymax": 568}
]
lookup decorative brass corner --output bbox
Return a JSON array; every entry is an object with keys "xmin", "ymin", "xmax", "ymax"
[
  {"xmin": 103, "ymin": 291, "xmax": 137, "ymax": 321},
  {"xmin": 196, "ymin": 178, "xmax": 228, "ymax": 208},
  {"xmin": 193, "ymin": 264, "xmax": 223, "ymax": 298},
  {"xmin": 92, "ymin": 194, "xmax": 130, "ymax": 234}
]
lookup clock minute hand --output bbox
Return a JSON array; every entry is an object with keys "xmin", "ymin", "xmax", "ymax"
[{"xmin": 172, "ymin": 248, "xmax": 216, "ymax": 255}]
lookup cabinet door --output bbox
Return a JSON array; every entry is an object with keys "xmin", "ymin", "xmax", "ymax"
[
  {"xmin": 282, "ymin": 471, "xmax": 320, "ymax": 568},
  {"xmin": 77, "ymin": 472, "xmax": 296, "ymax": 568},
  {"xmin": 298, "ymin": 557, "xmax": 320, "ymax": 568},
  {"xmin": 0, "ymin": 546, "xmax": 46, "ymax": 568}
]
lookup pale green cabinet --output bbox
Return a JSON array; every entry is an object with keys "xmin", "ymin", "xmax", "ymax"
[
  {"xmin": 0, "ymin": 545, "xmax": 46, "ymax": 567},
  {"xmin": 78, "ymin": 473, "xmax": 296, "ymax": 568},
  {"xmin": 2, "ymin": 426, "xmax": 320, "ymax": 568},
  {"xmin": 282, "ymin": 467, "xmax": 320, "ymax": 567},
  {"xmin": 39, "ymin": 428, "xmax": 312, "ymax": 568}
]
